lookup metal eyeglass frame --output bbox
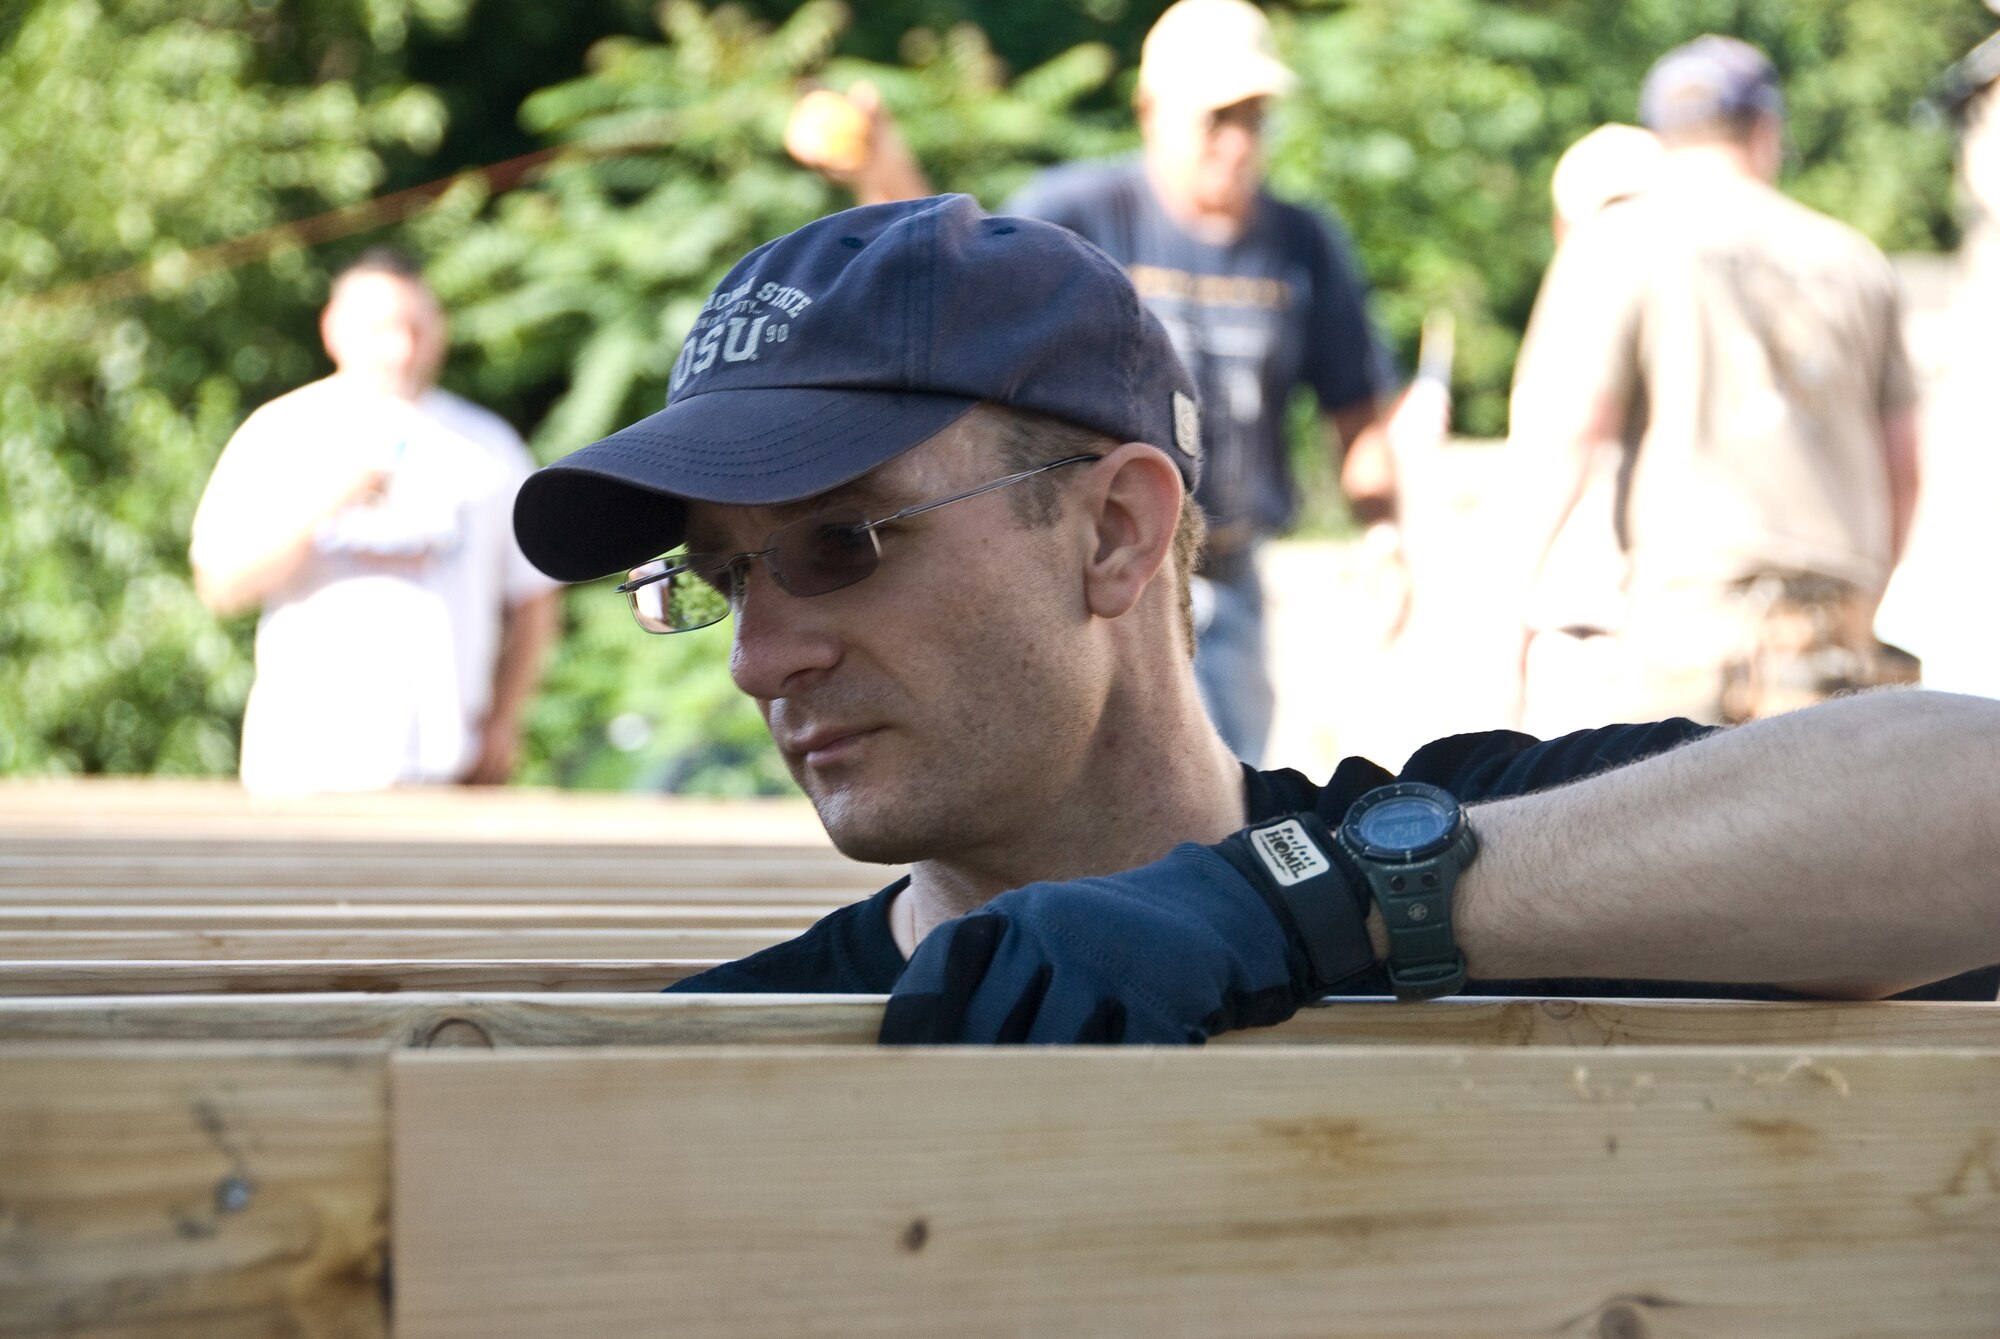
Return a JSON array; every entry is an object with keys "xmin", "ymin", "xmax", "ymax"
[{"xmin": 615, "ymin": 452, "xmax": 1103, "ymax": 632}]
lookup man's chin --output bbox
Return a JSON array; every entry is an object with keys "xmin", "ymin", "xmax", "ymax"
[{"xmin": 805, "ymin": 784, "xmax": 930, "ymax": 868}]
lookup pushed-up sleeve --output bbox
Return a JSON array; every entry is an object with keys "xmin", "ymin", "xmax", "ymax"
[
  {"xmin": 1397, "ymin": 720, "xmax": 1719, "ymax": 803},
  {"xmin": 1299, "ymin": 209, "xmax": 1391, "ymax": 416}
]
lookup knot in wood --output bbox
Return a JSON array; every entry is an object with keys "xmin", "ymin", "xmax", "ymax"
[
  {"xmin": 900, "ymin": 1218, "xmax": 930, "ymax": 1253},
  {"xmin": 1597, "ymin": 1302, "xmax": 1647, "ymax": 1339},
  {"xmin": 423, "ymin": 1018, "xmax": 495, "ymax": 1049}
]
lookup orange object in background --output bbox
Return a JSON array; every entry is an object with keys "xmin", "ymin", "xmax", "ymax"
[{"xmin": 785, "ymin": 89, "xmax": 872, "ymax": 175}]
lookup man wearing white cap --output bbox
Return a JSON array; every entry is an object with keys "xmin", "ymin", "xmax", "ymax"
[
  {"xmin": 1509, "ymin": 123, "xmax": 1663, "ymax": 737},
  {"xmin": 1512, "ymin": 36, "xmax": 1920, "ymax": 727},
  {"xmin": 792, "ymin": 0, "xmax": 1400, "ymax": 767}
]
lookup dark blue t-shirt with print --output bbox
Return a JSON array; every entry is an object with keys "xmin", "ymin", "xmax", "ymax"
[{"xmin": 1004, "ymin": 159, "xmax": 1388, "ymax": 550}]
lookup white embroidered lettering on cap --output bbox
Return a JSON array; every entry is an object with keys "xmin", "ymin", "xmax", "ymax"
[
  {"xmin": 668, "ymin": 275, "xmax": 816, "ymax": 396},
  {"xmin": 1250, "ymin": 819, "xmax": 1331, "ymax": 887}
]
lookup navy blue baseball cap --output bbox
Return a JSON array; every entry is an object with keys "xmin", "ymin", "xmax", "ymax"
[
  {"xmin": 1639, "ymin": 35, "xmax": 1784, "ymax": 135},
  {"xmin": 514, "ymin": 194, "xmax": 1203, "ymax": 582}
]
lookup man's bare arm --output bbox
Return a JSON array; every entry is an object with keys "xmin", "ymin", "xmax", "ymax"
[
  {"xmin": 1881, "ymin": 404, "xmax": 1920, "ymax": 567},
  {"xmin": 1515, "ymin": 390, "xmax": 1622, "ymax": 596},
  {"xmin": 1446, "ymin": 690, "xmax": 2000, "ymax": 998},
  {"xmin": 1329, "ymin": 397, "xmax": 1394, "ymax": 526},
  {"xmin": 462, "ymin": 590, "xmax": 560, "ymax": 786},
  {"xmin": 786, "ymin": 82, "xmax": 933, "ymax": 206},
  {"xmin": 882, "ymin": 690, "xmax": 2000, "ymax": 1041},
  {"xmin": 191, "ymin": 465, "xmax": 387, "ymax": 615}
]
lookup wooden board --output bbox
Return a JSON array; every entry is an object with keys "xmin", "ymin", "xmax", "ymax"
[
  {"xmin": 2, "ymin": 994, "xmax": 1996, "ymax": 1049},
  {"xmin": 0, "ymin": 867, "xmax": 880, "ymax": 907},
  {"xmin": 0, "ymin": 927, "xmax": 794, "ymax": 961},
  {"xmin": 392, "ymin": 1044, "xmax": 2000, "ymax": 1339},
  {"xmin": 0, "ymin": 777, "xmax": 833, "ymax": 846},
  {"xmin": 0, "ymin": 879, "xmax": 865, "ymax": 905},
  {"xmin": 0, "ymin": 960, "xmax": 714, "ymax": 995},
  {"xmin": 0, "ymin": 993, "xmax": 884, "ymax": 1047},
  {"xmin": 0, "ymin": 1041, "xmax": 388, "ymax": 1338},
  {"xmin": 0, "ymin": 903, "xmax": 833, "ymax": 931}
]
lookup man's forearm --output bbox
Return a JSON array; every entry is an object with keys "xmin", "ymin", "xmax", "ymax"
[
  {"xmin": 1881, "ymin": 406, "xmax": 1920, "ymax": 567},
  {"xmin": 191, "ymin": 467, "xmax": 388, "ymax": 615},
  {"xmin": 1449, "ymin": 691, "xmax": 2000, "ymax": 996},
  {"xmin": 488, "ymin": 592, "xmax": 559, "ymax": 737},
  {"xmin": 1330, "ymin": 400, "xmax": 1396, "ymax": 526}
]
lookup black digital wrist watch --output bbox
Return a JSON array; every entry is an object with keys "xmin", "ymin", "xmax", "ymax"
[{"xmin": 1336, "ymin": 782, "xmax": 1476, "ymax": 999}]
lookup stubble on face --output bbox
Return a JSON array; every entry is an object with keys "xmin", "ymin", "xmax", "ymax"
[{"xmin": 745, "ymin": 420, "xmax": 1104, "ymax": 870}]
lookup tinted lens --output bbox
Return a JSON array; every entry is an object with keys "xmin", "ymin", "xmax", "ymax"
[
  {"xmin": 768, "ymin": 515, "xmax": 880, "ymax": 597},
  {"xmin": 626, "ymin": 557, "xmax": 733, "ymax": 633}
]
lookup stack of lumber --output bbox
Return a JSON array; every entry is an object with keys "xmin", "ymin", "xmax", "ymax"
[
  {"xmin": 0, "ymin": 777, "xmax": 894, "ymax": 992},
  {"xmin": 2, "ymin": 778, "xmax": 1996, "ymax": 1337}
]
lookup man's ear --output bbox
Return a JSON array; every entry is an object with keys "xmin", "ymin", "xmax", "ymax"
[
  {"xmin": 318, "ymin": 303, "xmax": 342, "ymax": 366},
  {"xmin": 1078, "ymin": 442, "xmax": 1184, "ymax": 622},
  {"xmin": 1134, "ymin": 89, "xmax": 1155, "ymax": 137}
]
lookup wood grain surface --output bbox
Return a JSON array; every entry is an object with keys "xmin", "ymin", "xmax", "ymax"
[
  {"xmin": 0, "ymin": 778, "xmax": 834, "ymax": 845},
  {"xmin": 0, "ymin": 1041, "xmax": 389, "ymax": 1338},
  {"xmin": 0, "ymin": 927, "xmax": 794, "ymax": 961},
  {"xmin": 1, "ymin": 993, "xmax": 1994, "ymax": 1049},
  {"xmin": 392, "ymin": 1044, "xmax": 2000, "ymax": 1339},
  {"xmin": 0, "ymin": 903, "xmax": 832, "ymax": 930},
  {"xmin": 0, "ymin": 960, "xmax": 713, "ymax": 995}
]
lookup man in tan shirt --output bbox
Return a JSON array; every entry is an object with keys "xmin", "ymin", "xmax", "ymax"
[{"xmin": 1513, "ymin": 36, "xmax": 1921, "ymax": 725}]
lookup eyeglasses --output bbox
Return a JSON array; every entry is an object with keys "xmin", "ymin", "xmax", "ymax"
[{"xmin": 617, "ymin": 453, "xmax": 1102, "ymax": 633}]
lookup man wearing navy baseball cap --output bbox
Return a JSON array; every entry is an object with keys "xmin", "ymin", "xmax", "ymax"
[{"xmin": 518, "ymin": 195, "xmax": 2000, "ymax": 1043}]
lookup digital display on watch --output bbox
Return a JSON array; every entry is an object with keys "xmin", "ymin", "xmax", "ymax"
[{"xmin": 1353, "ymin": 795, "xmax": 1454, "ymax": 854}]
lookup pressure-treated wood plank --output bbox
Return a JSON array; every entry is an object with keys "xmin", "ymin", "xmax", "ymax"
[
  {"xmin": 0, "ymin": 1041, "xmax": 388, "ymax": 1338},
  {"xmin": 0, "ymin": 960, "xmax": 713, "ymax": 995},
  {"xmin": 393, "ymin": 1044, "xmax": 2000, "ymax": 1339},
  {"xmin": 0, "ymin": 777, "xmax": 833, "ymax": 845},
  {"xmin": 2, "ymin": 995, "xmax": 1996, "ymax": 1049},
  {"xmin": 0, "ymin": 850, "xmax": 884, "ymax": 896},
  {"xmin": 0, "ymin": 927, "xmax": 793, "ymax": 961},
  {"xmin": 0, "ymin": 903, "xmax": 832, "ymax": 931},
  {"xmin": 0, "ymin": 882, "xmax": 862, "ymax": 905},
  {"xmin": 0, "ymin": 867, "xmax": 884, "ymax": 907},
  {"xmin": 0, "ymin": 993, "xmax": 884, "ymax": 1047}
]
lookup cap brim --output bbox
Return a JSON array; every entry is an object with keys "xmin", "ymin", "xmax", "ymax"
[{"xmin": 514, "ymin": 387, "xmax": 980, "ymax": 582}]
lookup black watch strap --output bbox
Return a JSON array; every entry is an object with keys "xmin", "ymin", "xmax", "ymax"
[{"xmin": 1374, "ymin": 820, "xmax": 1475, "ymax": 997}]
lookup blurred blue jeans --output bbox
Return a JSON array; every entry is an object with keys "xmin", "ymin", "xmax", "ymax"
[{"xmin": 1191, "ymin": 547, "xmax": 1273, "ymax": 767}]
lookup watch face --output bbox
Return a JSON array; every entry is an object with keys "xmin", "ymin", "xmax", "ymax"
[{"xmin": 1353, "ymin": 794, "xmax": 1455, "ymax": 855}]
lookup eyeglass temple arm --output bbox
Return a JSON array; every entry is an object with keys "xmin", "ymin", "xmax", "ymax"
[
  {"xmin": 615, "ymin": 453, "xmax": 1102, "ymax": 589},
  {"xmin": 857, "ymin": 453, "xmax": 1102, "ymax": 532}
]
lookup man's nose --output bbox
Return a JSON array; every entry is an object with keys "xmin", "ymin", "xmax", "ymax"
[
  {"xmin": 728, "ymin": 563, "xmax": 842, "ymax": 701},
  {"xmin": 1209, "ymin": 122, "xmax": 1260, "ymax": 170}
]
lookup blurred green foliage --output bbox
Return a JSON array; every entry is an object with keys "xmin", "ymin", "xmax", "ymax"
[
  {"xmin": 429, "ymin": 1, "xmax": 1130, "ymax": 789},
  {"xmin": 0, "ymin": 0, "xmax": 464, "ymax": 775},
  {"xmin": 2, "ymin": 0, "xmax": 1992, "ymax": 789}
]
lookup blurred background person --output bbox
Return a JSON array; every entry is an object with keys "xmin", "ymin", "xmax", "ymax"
[
  {"xmin": 1511, "ymin": 36, "xmax": 1920, "ymax": 728},
  {"xmin": 787, "ymin": 0, "xmax": 1405, "ymax": 766},
  {"xmin": 1511, "ymin": 123, "xmax": 1663, "ymax": 736},
  {"xmin": 1875, "ymin": 11, "xmax": 2000, "ymax": 701},
  {"xmin": 189, "ymin": 249, "xmax": 559, "ymax": 795}
]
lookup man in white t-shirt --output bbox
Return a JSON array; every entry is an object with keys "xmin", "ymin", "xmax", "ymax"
[{"xmin": 190, "ymin": 249, "xmax": 560, "ymax": 794}]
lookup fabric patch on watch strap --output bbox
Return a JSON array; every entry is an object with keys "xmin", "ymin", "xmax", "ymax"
[{"xmin": 1249, "ymin": 819, "xmax": 1332, "ymax": 887}]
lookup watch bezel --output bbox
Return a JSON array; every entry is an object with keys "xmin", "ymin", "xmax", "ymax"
[{"xmin": 1340, "ymin": 782, "xmax": 1464, "ymax": 865}]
